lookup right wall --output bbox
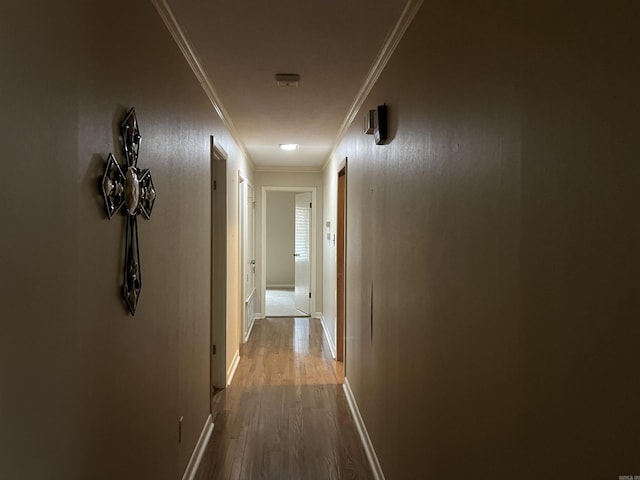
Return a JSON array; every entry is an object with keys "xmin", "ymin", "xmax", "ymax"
[{"xmin": 323, "ymin": 1, "xmax": 640, "ymax": 478}]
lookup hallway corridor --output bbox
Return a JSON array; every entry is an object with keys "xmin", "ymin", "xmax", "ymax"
[{"xmin": 195, "ymin": 317, "xmax": 372, "ymax": 480}]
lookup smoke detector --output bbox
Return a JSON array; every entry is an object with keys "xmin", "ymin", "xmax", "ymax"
[{"xmin": 275, "ymin": 73, "xmax": 300, "ymax": 87}]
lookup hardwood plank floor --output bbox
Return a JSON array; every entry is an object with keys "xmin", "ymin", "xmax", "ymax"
[{"xmin": 195, "ymin": 317, "xmax": 371, "ymax": 480}]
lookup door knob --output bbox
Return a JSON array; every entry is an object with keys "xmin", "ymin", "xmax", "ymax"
[{"xmin": 293, "ymin": 253, "xmax": 300, "ymax": 257}]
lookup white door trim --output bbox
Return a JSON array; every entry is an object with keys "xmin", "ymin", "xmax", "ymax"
[
  {"xmin": 238, "ymin": 172, "xmax": 246, "ymax": 344},
  {"xmin": 261, "ymin": 186, "xmax": 317, "ymax": 318},
  {"xmin": 210, "ymin": 137, "xmax": 227, "ymax": 391},
  {"xmin": 238, "ymin": 173, "xmax": 256, "ymax": 343}
]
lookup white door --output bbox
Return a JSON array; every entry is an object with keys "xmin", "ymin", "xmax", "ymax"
[
  {"xmin": 294, "ymin": 192, "xmax": 311, "ymax": 314},
  {"xmin": 246, "ymin": 184, "xmax": 255, "ymax": 299},
  {"xmin": 243, "ymin": 184, "xmax": 256, "ymax": 339}
]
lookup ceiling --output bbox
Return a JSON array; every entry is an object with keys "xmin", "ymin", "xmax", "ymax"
[{"xmin": 165, "ymin": 0, "xmax": 410, "ymax": 170}]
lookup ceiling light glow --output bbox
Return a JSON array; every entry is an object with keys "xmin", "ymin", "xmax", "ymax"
[{"xmin": 279, "ymin": 144, "xmax": 299, "ymax": 151}]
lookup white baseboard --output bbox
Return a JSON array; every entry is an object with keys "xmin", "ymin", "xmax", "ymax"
[
  {"xmin": 181, "ymin": 413, "xmax": 213, "ymax": 480},
  {"xmin": 319, "ymin": 314, "xmax": 337, "ymax": 360},
  {"xmin": 343, "ymin": 378, "xmax": 385, "ymax": 480},
  {"xmin": 266, "ymin": 284, "xmax": 294, "ymax": 289},
  {"xmin": 244, "ymin": 315, "xmax": 257, "ymax": 343},
  {"xmin": 254, "ymin": 313, "xmax": 265, "ymax": 320},
  {"xmin": 227, "ymin": 349, "xmax": 240, "ymax": 387}
]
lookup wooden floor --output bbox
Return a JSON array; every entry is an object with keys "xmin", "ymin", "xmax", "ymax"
[{"xmin": 195, "ymin": 317, "xmax": 372, "ymax": 480}]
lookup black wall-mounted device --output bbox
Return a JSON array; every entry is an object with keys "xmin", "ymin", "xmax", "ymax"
[{"xmin": 373, "ymin": 104, "xmax": 387, "ymax": 145}]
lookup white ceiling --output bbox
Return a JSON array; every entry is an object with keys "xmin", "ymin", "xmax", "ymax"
[{"xmin": 165, "ymin": 0, "xmax": 410, "ymax": 170}]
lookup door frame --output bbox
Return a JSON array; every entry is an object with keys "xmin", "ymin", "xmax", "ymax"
[
  {"xmin": 337, "ymin": 161, "xmax": 347, "ymax": 363},
  {"xmin": 238, "ymin": 173, "xmax": 245, "ymax": 346},
  {"xmin": 260, "ymin": 186, "xmax": 317, "ymax": 318},
  {"xmin": 238, "ymin": 172, "xmax": 256, "ymax": 343},
  {"xmin": 210, "ymin": 136, "xmax": 227, "ymax": 395}
]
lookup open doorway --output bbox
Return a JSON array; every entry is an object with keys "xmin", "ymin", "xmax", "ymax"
[
  {"xmin": 337, "ymin": 164, "xmax": 347, "ymax": 363},
  {"xmin": 210, "ymin": 137, "xmax": 227, "ymax": 398},
  {"xmin": 261, "ymin": 187, "xmax": 316, "ymax": 318}
]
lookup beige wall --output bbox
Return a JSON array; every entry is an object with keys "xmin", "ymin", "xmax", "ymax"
[
  {"xmin": 325, "ymin": 0, "xmax": 640, "ymax": 478},
  {"xmin": 0, "ymin": 2, "xmax": 249, "ymax": 479},
  {"xmin": 266, "ymin": 192, "xmax": 296, "ymax": 287}
]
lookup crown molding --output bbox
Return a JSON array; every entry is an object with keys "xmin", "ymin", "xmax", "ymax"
[
  {"xmin": 322, "ymin": 0, "xmax": 424, "ymax": 171},
  {"xmin": 152, "ymin": 0, "xmax": 256, "ymax": 170}
]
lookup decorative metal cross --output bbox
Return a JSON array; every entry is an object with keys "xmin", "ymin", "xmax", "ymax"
[{"xmin": 100, "ymin": 107, "xmax": 156, "ymax": 315}]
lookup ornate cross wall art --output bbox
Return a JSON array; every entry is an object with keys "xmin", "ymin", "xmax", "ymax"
[{"xmin": 100, "ymin": 107, "xmax": 156, "ymax": 315}]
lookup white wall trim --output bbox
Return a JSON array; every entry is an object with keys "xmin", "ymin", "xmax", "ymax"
[
  {"xmin": 245, "ymin": 287, "xmax": 256, "ymax": 305},
  {"xmin": 254, "ymin": 313, "xmax": 265, "ymax": 320},
  {"xmin": 210, "ymin": 137, "xmax": 229, "ymax": 391},
  {"xmin": 181, "ymin": 414, "xmax": 214, "ymax": 480},
  {"xmin": 227, "ymin": 349, "xmax": 240, "ymax": 387},
  {"xmin": 322, "ymin": 0, "xmax": 424, "ymax": 171},
  {"xmin": 244, "ymin": 314, "xmax": 257, "ymax": 343},
  {"xmin": 151, "ymin": 0, "xmax": 255, "ymax": 169},
  {"xmin": 319, "ymin": 314, "xmax": 337, "ymax": 360},
  {"xmin": 343, "ymin": 378, "xmax": 385, "ymax": 480},
  {"xmin": 266, "ymin": 284, "xmax": 295, "ymax": 289},
  {"xmin": 238, "ymin": 172, "xmax": 247, "ymax": 349}
]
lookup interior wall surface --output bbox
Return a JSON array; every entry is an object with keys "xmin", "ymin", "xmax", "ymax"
[
  {"xmin": 266, "ymin": 192, "xmax": 296, "ymax": 287},
  {"xmin": 327, "ymin": 1, "xmax": 640, "ymax": 478},
  {"xmin": 0, "ymin": 1, "xmax": 247, "ymax": 478},
  {"xmin": 254, "ymin": 171, "xmax": 324, "ymax": 316}
]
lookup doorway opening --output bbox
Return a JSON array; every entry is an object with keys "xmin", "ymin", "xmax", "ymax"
[
  {"xmin": 210, "ymin": 137, "xmax": 227, "ymax": 399},
  {"xmin": 337, "ymin": 163, "xmax": 347, "ymax": 364},
  {"xmin": 261, "ymin": 187, "xmax": 317, "ymax": 318}
]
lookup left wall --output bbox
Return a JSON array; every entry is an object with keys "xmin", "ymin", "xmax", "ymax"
[{"xmin": 0, "ymin": 2, "xmax": 246, "ymax": 478}]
